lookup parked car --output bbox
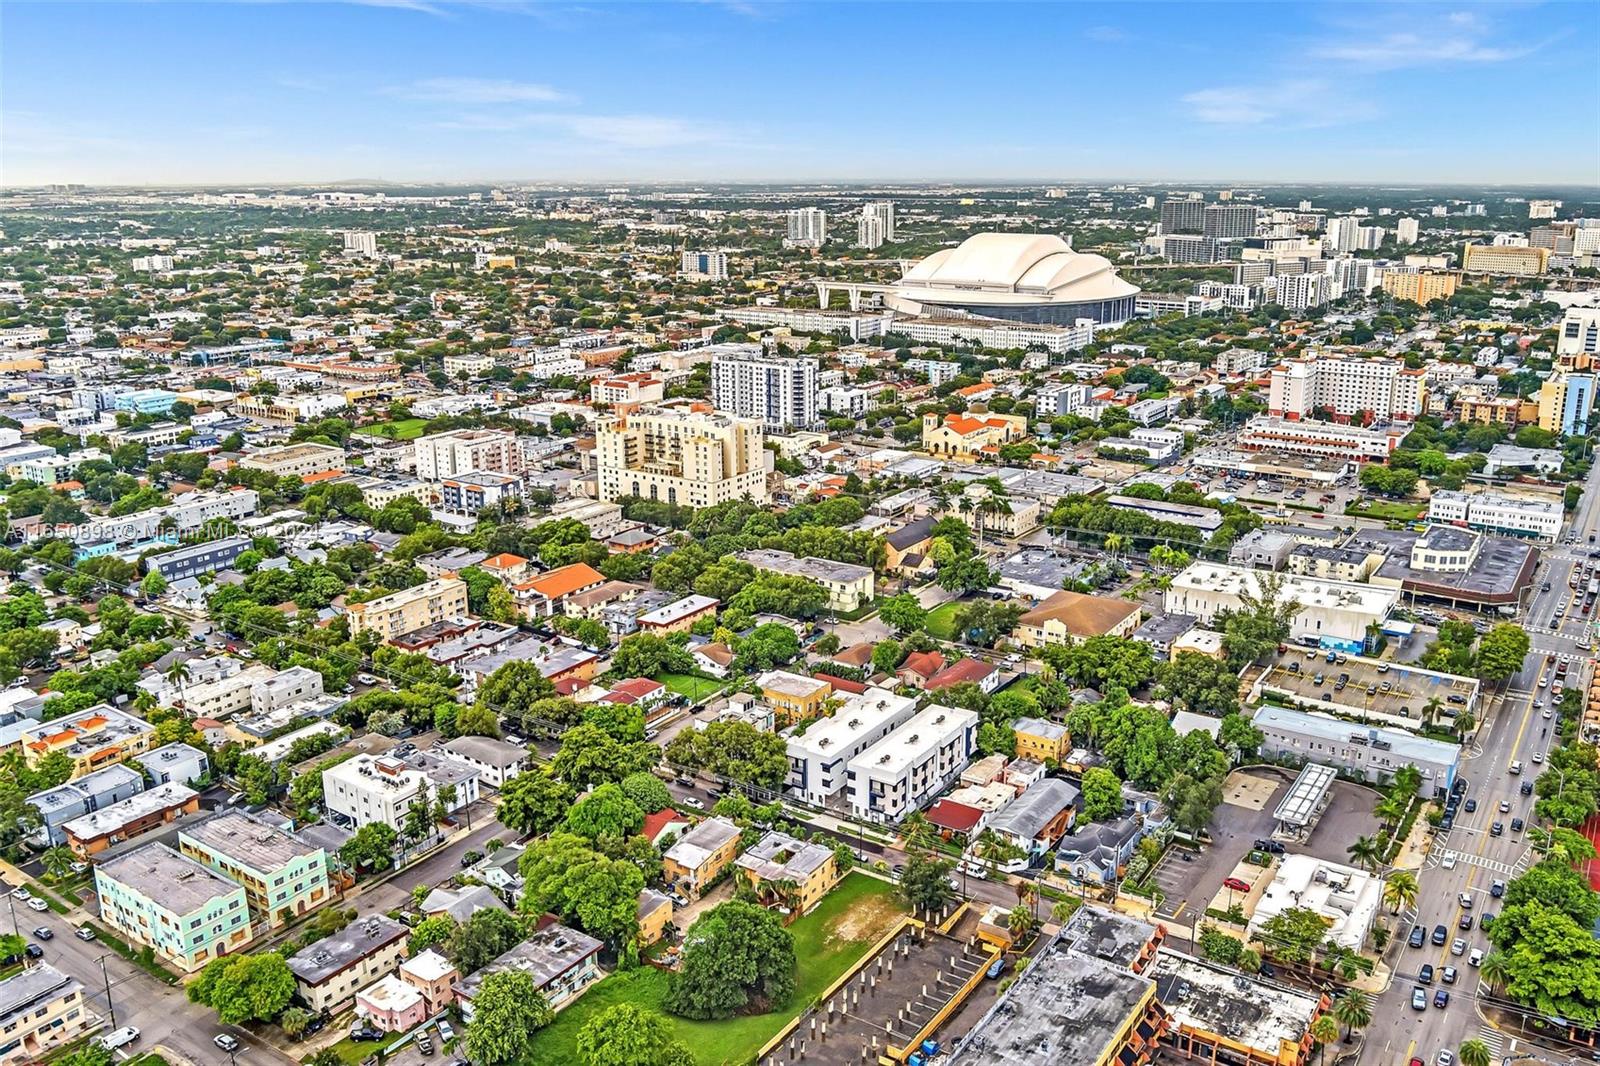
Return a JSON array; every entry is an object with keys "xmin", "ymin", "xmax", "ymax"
[
  {"xmin": 437, "ymin": 1020, "xmax": 456, "ymax": 1043},
  {"xmin": 682, "ymin": 797, "xmax": 705, "ymax": 811},
  {"xmin": 26, "ymin": 898, "xmax": 47, "ymax": 912},
  {"xmin": 1441, "ymin": 966, "xmax": 1458, "ymax": 985},
  {"xmin": 1491, "ymin": 880, "xmax": 1506, "ymax": 898},
  {"xmin": 214, "ymin": 1034, "xmax": 241, "ymax": 1052},
  {"xmin": 1222, "ymin": 877, "xmax": 1252, "ymax": 892},
  {"xmin": 349, "ymin": 1024, "xmax": 383, "ymax": 1042},
  {"xmin": 986, "ymin": 957, "xmax": 1007, "ymax": 979},
  {"xmin": 74, "ymin": 926, "xmax": 95, "ymax": 942},
  {"xmin": 1431, "ymin": 924, "xmax": 1448, "ymax": 946},
  {"xmin": 95, "ymin": 1028, "xmax": 140, "ymax": 1051},
  {"xmin": 24, "ymin": 944, "xmax": 42, "ymax": 959}
]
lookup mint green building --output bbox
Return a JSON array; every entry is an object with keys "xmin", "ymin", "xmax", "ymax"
[{"xmin": 94, "ymin": 842, "xmax": 254, "ymax": 973}]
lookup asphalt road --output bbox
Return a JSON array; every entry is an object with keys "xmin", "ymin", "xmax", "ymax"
[
  {"xmin": 1363, "ymin": 460, "xmax": 1600, "ymax": 1066},
  {"xmin": 0, "ymin": 880, "xmax": 285, "ymax": 1066}
]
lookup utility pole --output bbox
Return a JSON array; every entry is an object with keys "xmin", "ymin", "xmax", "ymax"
[{"xmin": 97, "ymin": 954, "xmax": 116, "ymax": 1028}]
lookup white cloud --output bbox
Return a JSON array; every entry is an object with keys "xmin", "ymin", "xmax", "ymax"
[
  {"xmin": 395, "ymin": 77, "xmax": 571, "ymax": 104},
  {"xmin": 1311, "ymin": 14, "xmax": 1537, "ymax": 70},
  {"xmin": 1181, "ymin": 79, "xmax": 1377, "ymax": 127},
  {"xmin": 436, "ymin": 111, "xmax": 736, "ymax": 149}
]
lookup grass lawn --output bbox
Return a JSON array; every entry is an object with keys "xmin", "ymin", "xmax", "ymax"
[
  {"xmin": 925, "ymin": 600, "xmax": 964, "ymax": 641},
  {"xmin": 655, "ymin": 672, "xmax": 725, "ymax": 702},
  {"xmin": 525, "ymin": 873, "xmax": 907, "ymax": 1066},
  {"xmin": 354, "ymin": 418, "xmax": 429, "ymax": 441},
  {"xmin": 1344, "ymin": 498, "xmax": 1425, "ymax": 521}
]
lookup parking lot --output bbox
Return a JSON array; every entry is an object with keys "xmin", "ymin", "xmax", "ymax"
[
  {"xmin": 1257, "ymin": 648, "xmax": 1478, "ymax": 727},
  {"xmin": 1147, "ymin": 768, "xmax": 1382, "ymax": 923}
]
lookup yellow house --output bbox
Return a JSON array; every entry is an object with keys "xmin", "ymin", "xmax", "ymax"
[
  {"xmin": 1012, "ymin": 716, "xmax": 1071, "ymax": 763},
  {"xmin": 1015, "ymin": 590, "xmax": 1143, "ymax": 649},
  {"xmin": 921, "ymin": 410, "xmax": 1028, "ymax": 461},
  {"xmin": 637, "ymin": 888, "xmax": 674, "ymax": 948},
  {"xmin": 662, "ymin": 817, "xmax": 743, "ymax": 897},
  {"xmin": 735, "ymin": 830, "xmax": 839, "ymax": 916},
  {"xmin": 0, "ymin": 963, "xmax": 94, "ymax": 1064},
  {"xmin": 756, "ymin": 670, "xmax": 832, "ymax": 725},
  {"xmin": 20, "ymin": 705, "xmax": 156, "ymax": 777}
]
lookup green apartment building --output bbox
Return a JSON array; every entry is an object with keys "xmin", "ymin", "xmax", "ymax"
[
  {"xmin": 178, "ymin": 811, "xmax": 330, "ymax": 928},
  {"xmin": 94, "ymin": 842, "xmax": 254, "ymax": 972}
]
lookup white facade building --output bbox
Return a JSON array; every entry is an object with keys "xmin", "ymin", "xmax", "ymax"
[
  {"xmin": 322, "ymin": 753, "xmax": 479, "ymax": 833},
  {"xmin": 1427, "ymin": 490, "xmax": 1562, "ymax": 543},
  {"xmin": 1165, "ymin": 562, "xmax": 1399, "ymax": 652},
  {"xmin": 595, "ymin": 403, "xmax": 769, "ymax": 508},
  {"xmin": 1396, "ymin": 218, "xmax": 1420, "ymax": 244},
  {"xmin": 785, "ymin": 208, "xmax": 827, "ymax": 248},
  {"xmin": 680, "ymin": 251, "xmax": 728, "ymax": 280},
  {"xmin": 1267, "ymin": 357, "xmax": 1426, "ymax": 423},
  {"xmin": 1237, "ymin": 416, "xmax": 1409, "ymax": 462},
  {"xmin": 785, "ymin": 689, "xmax": 918, "ymax": 806},
  {"xmin": 847, "ymin": 705, "xmax": 980, "ymax": 824},
  {"xmin": 710, "ymin": 349, "xmax": 818, "ymax": 428},
  {"xmin": 1558, "ymin": 308, "xmax": 1600, "ymax": 358},
  {"xmin": 413, "ymin": 430, "xmax": 521, "ymax": 482},
  {"xmin": 343, "ymin": 232, "xmax": 378, "ymax": 258}
]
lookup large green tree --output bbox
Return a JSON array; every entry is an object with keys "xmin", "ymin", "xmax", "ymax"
[
  {"xmin": 520, "ymin": 833, "xmax": 647, "ymax": 963},
  {"xmin": 575, "ymin": 1004, "xmax": 694, "ymax": 1066},
  {"xmin": 663, "ymin": 720, "xmax": 787, "ymax": 789},
  {"xmin": 1077, "ymin": 766, "xmax": 1124, "ymax": 822},
  {"xmin": 497, "ymin": 769, "xmax": 576, "ymax": 836},
  {"xmin": 1159, "ymin": 652, "xmax": 1240, "ymax": 717},
  {"xmin": 665, "ymin": 901, "xmax": 797, "ymax": 1020},
  {"xmin": 463, "ymin": 971, "xmax": 554, "ymax": 1066},
  {"xmin": 564, "ymin": 782, "xmax": 646, "ymax": 841},
  {"xmin": 185, "ymin": 952, "xmax": 296, "ymax": 1024},
  {"xmin": 449, "ymin": 908, "xmax": 526, "ymax": 975}
]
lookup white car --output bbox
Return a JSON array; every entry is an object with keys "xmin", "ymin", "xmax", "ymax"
[
  {"xmin": 1441, "ymin": 852, "xmax": 1458, "ymax": 870},
  {"xmin": 1468, "ymin": 948, "xmax": 1484, "ymax": 967},
  {"xmin": 95, "ymin": 1027, "xmax": 140, "ymax": 1051},
  {"xmin": 681, "ymin": 796, "xmax": 705, "ymax": 811},
  {"xmin": 1533, "ymin": 752, "xmax": 1544, "ymax": 764},
  {"xmin": 8, "ymin": 888, "xmax": 30, "ymax": 902},
  {"xmin": 26, "ymin": 898, "xmax": 47, "ymax": 912}
]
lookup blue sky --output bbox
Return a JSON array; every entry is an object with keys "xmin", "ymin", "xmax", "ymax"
[{"xmin": 4, "ymin": 1, "xmax": 1597, "ymax": 186}]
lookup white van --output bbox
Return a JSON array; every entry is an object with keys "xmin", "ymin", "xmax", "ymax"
[{"xmin": 96, "ymin": 1027, "xmax": 140, "ymax": 1051}]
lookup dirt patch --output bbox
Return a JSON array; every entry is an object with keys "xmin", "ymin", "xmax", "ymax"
[{"xmin": 829, "ymin": 894, "xmax": 901, "ymax": 943}]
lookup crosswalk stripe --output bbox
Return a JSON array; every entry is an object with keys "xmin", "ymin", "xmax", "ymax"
[{"xmin": 1477, "ymin": 1026, "xmax": 1504, "ymax": 1055}]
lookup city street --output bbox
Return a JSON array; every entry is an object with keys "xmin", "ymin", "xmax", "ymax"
[{"xmin": 1363, "ymin": 462, "xmax": 1600, "ymax": 1066}]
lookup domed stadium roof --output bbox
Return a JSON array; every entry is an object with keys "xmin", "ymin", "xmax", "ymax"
[{"xmin": 895, "ymin": 232, "xmax": 1138, "ymax": 306}]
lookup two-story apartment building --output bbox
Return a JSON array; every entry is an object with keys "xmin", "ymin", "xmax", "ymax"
[
  {"xmin": 95, "ymin": 842, "xmax": 255, "ymax": 972},
  {"xmin": 286, "ymin": 913, "xmax": 409, "ymax": 1015},
  {"xmin": 662, "ymin": 817, "xmax": 743, "ymax": 898},
  {"xmin": 735, "ymin": 830, "xmax": 838, "ymax": 916},
  {"xmin": 20, "ymin": 705, "xmax": 155, "ymax": 777},
  {"xmin": 0, "ymin": 965, "xmax": 91, "ymax": 1065},
  {"xmin": 178, "ymin": 812, "xmax": 330, "ymax": 928}
]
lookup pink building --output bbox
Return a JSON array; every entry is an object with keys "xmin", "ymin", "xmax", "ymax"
[{"xmin": 355, "ymin": 974, "xmax": 427, "ymax": 1033}]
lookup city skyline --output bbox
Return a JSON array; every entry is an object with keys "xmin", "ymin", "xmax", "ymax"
[{"xmin": 3, "ymin": 0, "xmax": 1597, "ymax": 187}]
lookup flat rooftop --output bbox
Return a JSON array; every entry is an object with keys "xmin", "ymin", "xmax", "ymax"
[
  {"xmin": 952, "ymin": 929, "xmax": 1156, "ymax": 1066},
  {"xmin": 63, "ymin": 782, "xmax": 196, "ymax": 840},
  {"xmin": 454, "ymin": 922, "xmax": 602, "ymax": 1001},
  {"xmin": 1259, "ymin": 647, "xmax": 1479, "ymax": 724},
  {"xmin": 849, "ymin": 704, "xmax": 977, "ymax": 778},
  {"xmin": 1348, "ymin": 527, "xmax": 1536, "ymax": 606},
  {"xmin": 1171, "ymin": 563, "xmax": 1400, "ymax": 615},
  {"xmin": 1251, "ymin": 704, "xmax": 1461, "ymax": 766},
  {"xmin": 1059, "ymin": 905, "xmax": 1160, "ymax": 970},
  {"xmin": 1150, "ymin": 949, "xmax": 1323, "ymax": 1059},
  {"xmin": 180, "ymin": 811, "xmax": 320, "ymax": 872},
  {"xmin": 97, "ymin": 842, "xmax": 243, "ymax": 915},
  {"xmin": 788, "ymin": 688, "xmax": 916, "ymax": 757},
  {"xmin": 287, "ymin": 913, "xmax": 408, "ymax": 985}
]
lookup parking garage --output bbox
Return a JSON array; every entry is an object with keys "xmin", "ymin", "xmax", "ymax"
[{"xmin": 1252, "ymin": 648, "xmax": 1480, "ymax": 732}]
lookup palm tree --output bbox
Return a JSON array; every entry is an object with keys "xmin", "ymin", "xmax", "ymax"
[
  {"xmin": 1346, "ymin": 835, "xmax": 1382, "ymax": 874},
  {"xmin": 1005, "ymin": 904, "xmax": 1037, "ymax": 943},
  {"xmin": 1309, "ymin": 1014, "xmax": 1340, "ymax": 1065},
  {"xmin": 1391, "ymin": 765, "xmax": 1423, "ymax": 797},
  {"xmin": 40, "ymin": 847, "xmax": 75, "ymax": 883},
  {"xmin": 1104, "ymin": 533, "xmax": 1127, "ymax": 563},
  {"xmin": 165, "ymin": 659, "xmax": 192, "ymax": 706},
  {"xmin": 1477, "ymin": 950, "xmax": 1511, "ymax": 991},
  {"xmin": 900, "ymin": 810, "xmax": 938, "ymax": 854},
  {"xmin": 1457, "ymin": 1038, "xmax": 1492, "ymax": 1066},
  {"xmin": 1382, "ymin": 869, "xmax": 1418, "ymax": 915},
  {"xmin": 1421, "ymin": 696, "xmax": 1442, "ymax": 730},
  {"xmin": 1373, "ymin": 793, "xmax": 1408, "ymax": 831},
  {"xmin": 1050, "ymin": 900, "xmax": 1078, "ymax": 927},
  {"xmin": 1332, "ymin": 988, "xmax": 1372, "ymax": 1042}
]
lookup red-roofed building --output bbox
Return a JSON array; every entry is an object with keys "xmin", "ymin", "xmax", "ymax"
[
  {"xmin": 641, "ymin": 808, "xmax": 691, "ymax": 848},
  {"xmin": 817, "ymin": 672, "xmax": 867, "ymax": 695},
  {"xmin": 897, "ymin": 651, "xmax": 946, "ymax": 688},
  {"xmin": 479, "ymin": 553, "xmax": 531, "ymax": 584},
  {"xmin": 926, "ymin": 657, "xmax": 1000, "ymax": 695},
  {"xmin": 924, "ymin": 798, "xmax": 987, "ymax": 837},
  {"xmin": 920, "ymin": 410, "xmax": 1028, "ymax": 461},
  {"xmin": 513, "ymin": 562, "xmax": 606, "ymax": 619},
  {"xmin": 603, "ymin": 678, "xmax": 668, "ymax": 712}
]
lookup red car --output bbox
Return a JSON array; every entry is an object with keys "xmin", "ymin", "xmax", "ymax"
[{"xmin": 1223, "ymin": 877, "xmax": 1252, "ymax": 892}]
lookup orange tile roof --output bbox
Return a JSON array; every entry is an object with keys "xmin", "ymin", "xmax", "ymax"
[
  {"xmin": 521, "ymin": 562, "xmax": 605, "ymax": 600},
  {"xmin": 482, "ymin": 553, "xmax": 528, "ymax": 570},
  {"xmin": 301, "ymin": 469, "xmax": 344, "ymax": 485}
]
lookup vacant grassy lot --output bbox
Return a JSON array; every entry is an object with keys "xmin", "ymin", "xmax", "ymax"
[
  {"xmin": 524, "ymin": 873, "xmax": 907, "ymax": 1065},
  {"xmin": 925, "ymin": 600, "xmax": 964, "ymax": 641},
  {"xmin": 1344, "ymin": 498, "xmax": 1426, "ymax": 521},
  {"xmin": 655, "ymin": 672, "xmax": 725, "ymax": 702},
  {"xmin": 355, "ymin": 418, "xmax": 429, "ymax": 440}
]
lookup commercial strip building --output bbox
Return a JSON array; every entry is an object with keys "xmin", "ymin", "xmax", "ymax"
[
  {"xmin": 1165, "ymin": 563, "xmax": 1400, "ymax": 653},
  {"xmin": 1247, "ymin": 854, "xmax": 1382, "ymax": 953},
  {"xmin": 1149, "ymin": 951, "xmax": 1330, "ymax": 1066},
  {"xmin": 345, "ymin": 577, "xmax": 469, "ymax": 641},
  {"xmin": 1251, "ymin": 705, "xmax": 1459, "ymax": 797},
  {"xmin": 238, "ymin": 442, "xmax": 347, "ymax": 479},
  {"xmin": 95, "ymin": 842, "xmax": 255, "ymax": 972},
  {"xmin": 1236, "ymin": 416, "xmax": 1409, "ymax": 463},
  {"xmin": 847, "ymin": 704, "xmax": 979, "ymax": 824},
  {"xmin": 595, "ymin": 403, "xmax": 769, "ymax": 508},
  {"xmin": 1427, "ymin": 489, "xmax": 1562, "ymax": 542}
]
